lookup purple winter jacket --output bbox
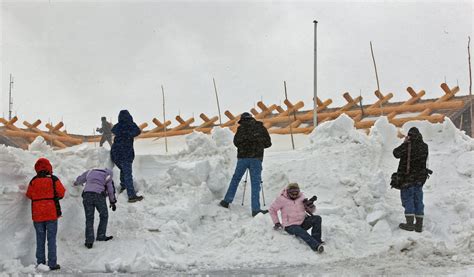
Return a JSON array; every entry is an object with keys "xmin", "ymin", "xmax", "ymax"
[{"xmin": 74, "ymin": 169, "xmax": 116, "ymax": 203}]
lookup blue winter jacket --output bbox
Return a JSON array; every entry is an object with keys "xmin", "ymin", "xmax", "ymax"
[{"xmin": 110, "ymin": 110, "xmax": 141, "ymax": 163}]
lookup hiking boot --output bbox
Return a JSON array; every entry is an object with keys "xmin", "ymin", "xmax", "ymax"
[
  {"xmin": 252, "ymin": 209, "xmax": 268, "ymax": 217},
  {"xmin": 415, "ymin": 216, "xmax": 423, "ymax": 233},
  {"xmin": 49, "ymin": 264, "xmax": 61, "ymax": 271},
  {"xmin": 399, "ymin": 215, "xmax": 415, "ymax": 231},
  {"xmin": 97, "ymin": 236, "xmax": 113, "ymax": 241},
  {"xmin": 316, "ymin": 244, "xmax": 324, "ymax": 253},
  {"xmin": 128, "ymin": 195, "xmax": 144, "ymax": 203},
  {"xmin": 84, "ymin": 242, "xmax": 93, "ymax": 249},
  {"xmin": 219, "ymin": 200, "xmax": 229, "ymax": 208}
]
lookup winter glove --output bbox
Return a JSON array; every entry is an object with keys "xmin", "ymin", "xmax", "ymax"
[
  {"xmin": 110, "ymin": 203, "xmax": 116, "ymax": 211},
  {"xmin": 273, "ymin": 223, "xmax": 282, "ymax": 230}
]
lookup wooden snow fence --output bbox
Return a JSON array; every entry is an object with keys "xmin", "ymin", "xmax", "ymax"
[{"xmin": 0, "ymin": 82, "xmax": 469, "ymax": 150}]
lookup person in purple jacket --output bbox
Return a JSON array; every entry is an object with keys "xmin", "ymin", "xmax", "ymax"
[{"xmin": 74, "ymin": 168, "xmax": 117, "ymax": 249}]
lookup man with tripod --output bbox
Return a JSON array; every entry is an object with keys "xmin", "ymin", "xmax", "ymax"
[{"xmin": 219, "ymin": 112, "xmax": 272, "ymax": 217}]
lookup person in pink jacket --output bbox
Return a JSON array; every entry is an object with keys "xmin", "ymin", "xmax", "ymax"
[{"xmin": 269, "ymin": 183, "xmax": 324, "ymax": 253}]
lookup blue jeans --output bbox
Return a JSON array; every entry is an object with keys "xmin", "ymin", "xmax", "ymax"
[
  {"xmin": 223, "ymin": 158, "xmax": 263, "ymax": 211},
  {"xmin": 33, "ymin": 220, "xmax": 58, "ymax": 267},
  {"xmin": 114, "ymin": 160, "xmax": 136, "ymax": 198},
  {"xmin": 82, "ymin": 192, "xmax": 109, "ymax": 244},
  {"xmin": 285, "ymin": 215, "xmax": 322, "ymax": 251},
  {"xmin": 400, "ymin": 182, "xmax": 424, "ymax": 216}
]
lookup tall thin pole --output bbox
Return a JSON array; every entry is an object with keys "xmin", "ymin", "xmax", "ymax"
[
  {"xmin": 284, "ymin": 81, "xmax": 295, "ymax": 150},
  {"xmin": 8, "ymin": 74, "xmax": 14, "ymax": 120},
  {"xmin": 370, "ymin": 41, "xmax": 381, "ymax": 92},
  {"xmin": 213, "ymin": 78, "xmax": 223, "ymax": 125},
  {"xmin": 161, "ymin": 85, "xmax": 168, "ymax": 153},
  {"xmin": 313, "ymin": 20, "xmax": 318, "ymax": 128},
  {"xmin": 468, "ymin": 36, "xmax": 472, "ymax": 137}
]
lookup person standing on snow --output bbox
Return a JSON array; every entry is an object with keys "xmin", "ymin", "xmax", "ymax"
[
  {"xmin": 97, "ymin": 116, "xmax": 113, "ymax": 147},
  {"xmin": 110, "ymin": 110, "xmax": 143, "ymax": 203},
  {"xmin": 393, "ymin": 127, "xmax": 429, "ymax": 232},
  {"xmin": 219, "ymin": 112, "xmax": 272, "ymax": 217},
  {"xmin": 26, "ymin": 158, "xmax": 66, "ymax": 270},
  {"xmin": 74, "ymin": 168, "xmax": 117, "ymax": 249},
  {"xmin": 269, "ymin": 183, "xmax": 324, "ymax": 253}
]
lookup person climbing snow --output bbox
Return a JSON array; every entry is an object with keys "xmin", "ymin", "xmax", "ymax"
[
  {"xmin": 393, "ymin": 127, "xmax": 429, "ymax": 232},
  {"xmin": 269, "ymin": 183, "xmax": 324, "ymax": 253},
  {"xmin": 219, "ymin": 112, "xmax": 272, "ymax": 217},
  {"xmin": 26, "ymin": 158, "xmax": 66, "ymax": 270},
  {"xmin": 97, "ymin": 116, "xmax": 113, "ymax": 147},
  {"xmin": 74, "ymin": 168, "xmax": 117, "ymax": 249},
  {"xmin": 110, "ymin": 110, "xmax": 143, "ymax": 203}
]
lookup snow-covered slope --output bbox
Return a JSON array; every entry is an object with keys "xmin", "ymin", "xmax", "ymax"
[{"xmin": 0, "ymin": 116, "xmax": 473, "ymax": 275}]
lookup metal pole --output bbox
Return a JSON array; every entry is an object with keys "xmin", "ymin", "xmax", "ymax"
[
  {"xmin": 8, "ymin": 74, "xmax": 13, "ymax": 121},
  {"xmin": 284, "ymin": 81, "xmax": 295, "ymax": 150},
  {"xmin": 313, "ymin": 20, "xmax": 318, "ymax": 128},
  {"xmin": 241, "ymin": 169, "xmax": 249, "ymax": 206},
  {"xmin": 161, "ymin": 85, "xmax": 168, "ymax": 153},
  {"xmin": 213, "ymin": 78, "xmax": 223, "ymax": 125}
]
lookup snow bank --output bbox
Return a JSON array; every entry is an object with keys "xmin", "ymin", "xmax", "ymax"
[{"xmin": 0, "ymin": 117, "xmax": 473, "ymax": 274}]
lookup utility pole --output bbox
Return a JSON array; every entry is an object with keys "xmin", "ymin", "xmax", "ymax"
[
  {"xmin": 313, "ymin": 20, "xmax": 318, "ymax": 128},
  {"xmin": 8, "ymin": 74, "xmax": 14, "ymax": 120}
]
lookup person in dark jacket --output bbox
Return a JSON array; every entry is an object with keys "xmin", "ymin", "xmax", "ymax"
[
  {"xmin": 97, "ymin": 116, "xmax": 113, "ymax": 147},
  {"xmin": 219, "ymin": 112, "xmax": 272, "ymax": 217},
  {"xmin": 74, "ymin": 168, "xmax": 117, "ymax": 249},
  {"xmin": 26, "ymin": 158, "xmax": 66, "ymax": 270},
  {"xmin": 110, "ymin": 110, "xmax": 143, "ymax": 203},
  {"xmin": 393, "ymin": 127, "xmax": 429, "ymax": 232}
]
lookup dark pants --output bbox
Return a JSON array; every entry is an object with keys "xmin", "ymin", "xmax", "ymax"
[
  {"xmin": 100, "ymin": 135, "xmax": 112, "ymax": 147},
  {"xmin": 285, "ymin": 215, "xmax": 322, "ymax": 251},
  {"xmin": 82, "ymin": 192, "xmax": 109, "ymax": 244},
  {"xmin": 33, "ymin": 220, "xmax": 58, "ymax": 267},
  {"xmin": 223, "ymin": 158, "xmax": 263, "ymax": 211},
  {"xmin": 400, "ymin": 182, "xmax": 424, "ymax": 216},
  {"xmin": 113, "ymin": 160, "xmax": 136, "ymax": 198}
]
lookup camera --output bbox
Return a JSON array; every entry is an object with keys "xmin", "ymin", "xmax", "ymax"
[{"xmin": 303, "ymin": 195, "xmax": 317, "ymax": 205}]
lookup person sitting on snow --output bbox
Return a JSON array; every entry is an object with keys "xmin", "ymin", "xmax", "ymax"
[
  {"xmin": 26, "ymin": 158, "xmax": 66, "ymax": 270},
  {"xmin": 74, "ymin": 168, "xmax": 117, "ymax": 249},
  {"xmin": 269, "ymin": 183, "xmax": 324, "ymax": 253},
  {"xmin": 219, "ymin": 112, "xmax": 272, "ymax": 217}
]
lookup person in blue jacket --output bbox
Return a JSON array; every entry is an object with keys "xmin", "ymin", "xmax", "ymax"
[{"xmin": 110, "ymin": 110, "xmax": 143, "ymax": 203}]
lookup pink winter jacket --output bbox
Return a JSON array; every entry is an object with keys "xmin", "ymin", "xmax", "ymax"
[{"xmin": 269, "ymin": 188, "xmax": 316, "ymax": 227}]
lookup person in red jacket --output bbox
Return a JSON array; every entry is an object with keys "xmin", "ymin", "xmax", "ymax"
[{"xmin": 26, "ymin": 158, "xmax": 66, "ymax": 271}]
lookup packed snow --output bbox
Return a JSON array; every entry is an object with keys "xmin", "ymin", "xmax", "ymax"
[{"xmin": 0, "ymin": 115, "xmax": 473, "ymax": 275}]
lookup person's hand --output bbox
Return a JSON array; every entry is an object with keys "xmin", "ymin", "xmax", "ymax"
[
  {"xmin": 110, "ymin": 203, "xmax": 116, "ymax": 211},
  {"xmin": 273, "ymin": 223, "xmax": 282, "ymax": 230},
  {"xmin": 96, "ymin": 128, "xmax": 100, "ymax": 132}
]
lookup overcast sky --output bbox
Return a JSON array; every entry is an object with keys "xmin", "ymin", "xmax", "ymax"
[{"xmin": 1, "ymin": 0, "xmax": 472, "ymax": 134}]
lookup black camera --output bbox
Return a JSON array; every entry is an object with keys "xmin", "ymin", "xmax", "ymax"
[{"xmin": 303, "ymin": 195, "xmax": 317, "ymax": 205}]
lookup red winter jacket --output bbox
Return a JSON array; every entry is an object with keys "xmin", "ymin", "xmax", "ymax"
[{"xmin": 26, "ymin": 158, "xmax": 66, "ymax": 222}]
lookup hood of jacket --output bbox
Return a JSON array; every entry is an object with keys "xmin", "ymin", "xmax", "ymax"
[
  {"xmin": 34, "ymin": 158, "xmax": 53, "ymax": 174},
  {"xmin": 118, "ymin": 110, "xmax": 133, "ymax": 124}
]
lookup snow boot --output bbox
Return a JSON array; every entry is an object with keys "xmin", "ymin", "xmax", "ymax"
[
  {"xmin": 85, "ymin": 242, "xmax": 93, "ymax": 249},
  {"xmin": 49, "ymin": 264, "xmax": 61, "ymax": 271},
  {"xmin": 128, "ymin": 195, "xmax": 144, "ymax": 203},
  {"xmin": 219, "ymin": 200, "xmax": 229, "ymax": 208},
  {"xmin": 252, "ymin": 209, "xmax": 268, "ymax": 217},
  {"xmin": 399, "ymin": 215, "xmax": 415, "ymax": 231},
  {"xmin": 415, "ymin": 216, "xmax": 423, "ymax": 233},
  {"xmin": 316, "ymin": 245, "xmax": 324, "ymax": 253},
  {"xmin": 97, "ymin": 236, "xmax": 113, "ymax": 241}
]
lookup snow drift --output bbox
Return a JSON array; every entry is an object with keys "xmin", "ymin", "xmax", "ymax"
[{"xmin": 0, "ymin": 116, "xmax": 473, "ymax": 275}]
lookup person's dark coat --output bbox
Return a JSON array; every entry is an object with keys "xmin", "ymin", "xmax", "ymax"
[
  {"xmin": 393, "ymin": 127, "xmax": 429, "ymax": 185},
  {"xmin": 98, "ymin": 120, "xmax": 113, "ymax": 136},
  {"xmin": 233, "ymin": 117, "xmax": 272, "ymax": 159},
  {"xmin": 110, "ymin": 110, "xmax": 141, "ymax": 164}
]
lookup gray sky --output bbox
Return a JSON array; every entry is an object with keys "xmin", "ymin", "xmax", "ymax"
[{"xmin": 1, "ymin": 0, "xmax": 472, "ymax": 134}]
